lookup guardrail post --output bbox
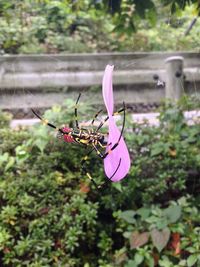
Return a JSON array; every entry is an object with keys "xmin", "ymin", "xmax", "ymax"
[{"xmin": 165, "ymin": 56, "xmax": 184, "ymax": 101}]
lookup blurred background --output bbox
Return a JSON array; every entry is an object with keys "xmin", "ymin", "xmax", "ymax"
[{"xmin": 0, "ymin": 0, "xmax": 200, "ymax": 54}]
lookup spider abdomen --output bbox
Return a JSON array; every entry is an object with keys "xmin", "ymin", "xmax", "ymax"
[{"xmin": 70, "ymin": 129, "xmax": 106, "ymax": 147}]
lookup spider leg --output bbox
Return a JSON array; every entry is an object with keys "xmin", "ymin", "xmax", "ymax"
[
  {"xmin": 81, "ymin": 145, "xmax": 122, "ymax": 189},
  {"xmin": 90, "ymin": 107, "xmax": 126, "ymax": 174},
  {"xmin": 80, "ymin": 140, "xmax": 123, "ymax": 189},
  {"xmin": 98, "ymin": 158, "xmax": 122, "ymax": 188},
  {"xmin": 74, "ymin": 93, "xmax": 81, "ymax": 129},
  {"xmin": 97, "ymin": 140, "xmax": 107, "ymax": 148},
  {"xmin": 91, "ymin": 109, "xmax": 103, "ymax": 125},
  {"xmin": 92, "ymin": 143, "xmax": 104, "ymax": 158},
  {"xmin": 92, "ymin": 143, "xmax": 122, "ymax": 181},
  {"xmin": 31, "ymin": 109, "xmax": 66, "ymax": 135},
  {"xmin": 80, "ymin": 147, "xmax": 100, "ymax": 188},
  {"xmin": 102, "ymin": 102, "xmax": 126, "ymax": 159},
  {"xmin": 108, "ymin": 158, "xmax": 122, "ymax": 180},
  {"xmin": 95, "ymin": 106, "xmax": 125, "ymax": 132}
]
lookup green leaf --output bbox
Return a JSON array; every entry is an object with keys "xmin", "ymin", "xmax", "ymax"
[
  {"xmin": 34, "ymin": 139, "xmax": 48, "ymax": 153},
  {"xmin": 164, "ymin": 205, "xmax": 181, "ymax": 223},
  {"xmin": 119, "ymin": 210, "xmax": 136, "ymax": 224},
  {"xmin": 134, "ymin": 253, "xmax": 144, "ymax": 265},
  {"xmin": 151, "ymin": 143, "xmax": 164, "ymax": 156},
  {"xmin": 137, "ymin": 207, "xmax": 151, "ymax": 220},
  {"xmin": 187, "ymin": 255, "xmax": 198, "ymax": 267},
  {"xmin": 112, "ymin": 182, "xmax": 123, "ymax": 192},
  {"xmin": 123, "ymin": 231, "xmax": 132, "ymax": 239},
  {"xmin": 151, "ymin": 228, "xmax": 170, "ymax": 252},
  {"xmin": 0, "ymin": 152, "xmax": 9, "ymax": 166},
  {"xmin": 156, "ymin": 218, "xmax": 169, "ymax": 230},
  {"xmin": 5, "ymin": 156, "xmax": 15, "ymax": 171},
  {"xmin": 171, "ymin": 2, "xmax": 177, "ymax": 14},
  {"xmin": 146, "ymin": 256, "xmax": 154, "ymax": 267},
  {"xmin": 125, "ymin": 260, "xmax": 138, "ymax": 267}
]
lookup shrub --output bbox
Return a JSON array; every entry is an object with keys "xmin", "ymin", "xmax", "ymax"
[
  {"xmin": 0, "ymin": 102, "xmax": 102, "ymax": 266},
  {"xmin": 0, "ymin": 111, "xmax": 12, "ymax": 128},
  {"xmin": 0, "ymin": 2, "xmax": 199, "ymax": 53},
  {"xmin": 100, "ymin": 97, "xmax": 200, "ymax": 266},
  {"xmin": 113, "ymin": 195, "xmax": 200, "ymax": 267},
  {"xmin": 0, "ymin": 96, "xmax": 199, "ymax": 266}
]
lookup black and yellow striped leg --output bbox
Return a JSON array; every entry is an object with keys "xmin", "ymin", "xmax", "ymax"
[
  {"xmin": 92, "ymin": 143, "xmax": 104, "ymax": 159},
  {"xmin": 99, "ymin": 158, "xmax": 122, "ymax": 188},
  {"xmin": 80, "ymin": 148, "xmax": 100, "ymax": 188},
  {"xmin": 81, "ymin": 144, "xmax": 123, "ymax": 189},
  {"xmin": 89, "ymin": 103, "xmax": 126, "ymax": 161},
  {"xmin": 91, "ymin": 143, "xmax": 122, "ymax": 188},
  {"xmin": 91, "ymin": 143, "xmax": 122, "ymax": 184},
  {"xmin": 102, "ymin": 102, "xmax": 126, "ymax": 159},
  {"xmin": 31, "ymin": 109, "xmax": 65, "ymax": 135},
  {"xmin": 81, "ymin": 144, "xmax": 108, "ymax": 189},
  {"xmin": 95, "ymin": 106, "xmax": 125, "ymax": 132},
  {"xmin": 93, "ymin": 139, "xmax": 123, "ymax": 186},
  {"xmin": 74, "ymin": 93, "xmax": 81, "ymax": 129},
  {"xmin": 91, "ymin": 109, "xmax": 103, "ymax": 125},
  {"xmin": 81, "ymin": 167, "xmax": 99, "ymax": 188}
]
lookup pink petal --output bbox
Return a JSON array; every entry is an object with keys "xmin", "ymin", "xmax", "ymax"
[
  {"xmin": 102, "ymin": 65, "xmax": 131, "ymax": 181},
  {"xmin": 102, "ymin": 65, "xmax": 114, "ymax": 116}
]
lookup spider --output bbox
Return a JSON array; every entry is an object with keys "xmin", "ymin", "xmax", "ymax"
[{"xmin": 31, "ymin": 93, "xmax": 125, "ymax": 188}]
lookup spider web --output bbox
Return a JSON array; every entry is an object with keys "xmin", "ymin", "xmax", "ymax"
[
  {"xmin": 0, "ymin": 1, "xmax": 199, "ymax": 191},
  {"xmin": 0, "ymin": 0, "xmax": 199, "ymax": 117}
]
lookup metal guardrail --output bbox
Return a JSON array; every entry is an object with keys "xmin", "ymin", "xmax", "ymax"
[
  {"xmin": 10, "ymin": 110, "xmax": 200, "ymax": 128},
  {"xmin": 0, "ymin": 52, "xmax": 200, "ymax": 110}
]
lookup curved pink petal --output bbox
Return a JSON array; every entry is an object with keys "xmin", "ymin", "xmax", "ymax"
[
  {"xmin": 102, "ymin": 65, "xmax": 114, "ymax": 116},
  {"xmin": 102, "ymin": 65, "xmax": 131, "ymax": 182}
]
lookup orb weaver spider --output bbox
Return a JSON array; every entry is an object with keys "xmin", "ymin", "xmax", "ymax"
[{"xmin": 31, "ymin": 93, "xmax": 126, "ymax": 188}]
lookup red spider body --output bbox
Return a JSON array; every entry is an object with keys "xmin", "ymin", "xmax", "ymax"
[
  {"xmin": 58, "ymin": 126, "xmax": 106, "ymax": 148},
  {"xmin": 61, "ymin": 127, "xmax": 74, "ymax": 143}
]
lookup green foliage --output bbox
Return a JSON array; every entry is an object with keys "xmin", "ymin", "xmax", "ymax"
[
  {"xmin": 126, "ymin": 100, "xmax": 199, "ymax": 205},
  {"xmin": 111, "ymin": 0, "xmax": 157, "ymax": 35},
  {"xmin": 0, "ymin": 0, "xmax": 199, "ymax": 53},
  {"xmin": 160, "ymin": 0, "xmax": 200, "ymax": 14},
  {"xmin": 0, "ymin": 0, "xmax": 114, "ymax": 54},
  {"xmin": 0, "ymin": 111, "xmax": 12, "ymax": 128},
  {"xmin": 114, "ymin": 196, "xmax": 200, "ymax": 266},
  {"xmin": 0, "ymin": 96, "xmax": 199, "ymax": 266},
  {"xmin": 103, "ymin": 0, "xmax": 200, "ymax": 14},
  {"xmin": 114, "ymin": 3, "xmax": 200, "ymax": 51}
]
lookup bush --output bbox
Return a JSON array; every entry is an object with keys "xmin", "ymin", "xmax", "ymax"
[
  {"xmin": 102, "ymin": 97, "xmax": 200, "ymax": 266},
  {"xmin": 114, "ymin": 195, "xmax": 200, "ymax": 267},
  {"xmin": 0, "ymin": 2, "xmax": 199, "ymax": 53},
  {"xmin": 0, "ymin": 111, "xmax": 12, "ymax": 128},
  {"xmin": 0, "ymin": 1, "xmax": 113, "ymax": 54},
  {"xmin": 0, "ymin": 103, "xmax": 101, "ymax": 266},
  {"xmin": 0, "ymin": 96, "xmax": 199, "ymax": 266}
]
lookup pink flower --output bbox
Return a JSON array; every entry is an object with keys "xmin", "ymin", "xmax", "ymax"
[{"xmin": 102, "ymin": 65, "xmax": 131, "ymax": 181}]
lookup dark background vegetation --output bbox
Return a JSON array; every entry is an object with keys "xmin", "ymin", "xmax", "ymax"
[{"xmin": 0, "ymin": 0, "xmax": 200, "ymax": 54}]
